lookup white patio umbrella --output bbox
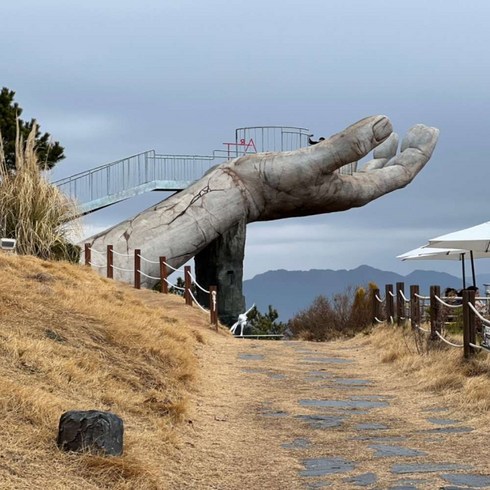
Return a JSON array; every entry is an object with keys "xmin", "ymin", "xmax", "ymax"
[
  {"xmin": 428, "ymin": 221, "xmax": 490, "ymax": 252},
  {"xmin": 397, "ymin": 246, "xmax": 470, "ymax": 260},
  {"xmin": 427, "ymin": 221, "xmax": 490, "ymax": 288},
  {"xmin": 397, "ymin": 245, "xmax": 482, "ymax": 288}
]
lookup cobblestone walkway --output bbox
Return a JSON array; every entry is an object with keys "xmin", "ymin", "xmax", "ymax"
[{"xmin": 168, "ymin": 335, "xmax": 490, "ymax": 489}]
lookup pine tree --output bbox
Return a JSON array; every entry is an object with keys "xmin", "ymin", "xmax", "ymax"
[
  {"xmin": 0, "ymin": 87, "xmax": 64, "ymax": 171},
  {"xmin": 247, "ymin": 305, "xmax": 286, "ymax": 335}
]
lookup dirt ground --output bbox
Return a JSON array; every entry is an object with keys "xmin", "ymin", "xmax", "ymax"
[{"xmin": 163, "ymin": 329, "xmax": 490, "ymax": 489}]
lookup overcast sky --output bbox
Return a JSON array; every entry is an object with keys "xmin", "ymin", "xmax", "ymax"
[{"xmin": 3, "ymin": 0, "xmax": 490, "ymax": 280}]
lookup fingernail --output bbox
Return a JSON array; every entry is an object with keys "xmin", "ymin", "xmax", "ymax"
[{"xmin": 373, "ymin": 116, "xmax": 392, "ymax": 141}]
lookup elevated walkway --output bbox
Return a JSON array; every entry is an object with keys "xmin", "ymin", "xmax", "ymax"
[
  {"xmin": 54, "ymin": 126, "xmax": 355, "ymax": 216},
  {"xmin": 54, "ymin": 150, "xmax": 225, "ymax": 215}
]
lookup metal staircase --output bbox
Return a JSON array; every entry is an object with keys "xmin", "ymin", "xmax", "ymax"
[
  {"xmin": 54, "ymin": 150, "xmax": 226, "ymax": 215},
  {"xmin": 53, "ymin": 126, "xmax": 355, "ymax": 216}
]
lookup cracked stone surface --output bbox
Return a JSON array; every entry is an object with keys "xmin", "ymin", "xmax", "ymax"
[{"xmin": 84, "ymin": 117, "xmax": 439, "ymax": 300}]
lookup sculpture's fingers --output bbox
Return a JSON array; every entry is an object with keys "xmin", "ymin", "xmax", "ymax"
[
  {"xmin": 310, "ymin": 115, "xmax": 393, "ymax": 173},
  {"xmin": 362, "ymin": 133, "xmax": 399, "ymax": 171},
  {"xmin": 335, "ymin": 124, "xmax": 439, "ymax": 208},
  {"xmin": 232, "ymin": 115, "xmax": 393, "ymax": 197}
]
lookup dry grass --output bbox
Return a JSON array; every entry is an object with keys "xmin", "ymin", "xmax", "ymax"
[
  {"xmin": 0, "ymin": 253, "xmax": 215, "ymax": 489},
  {"xmin": 0, "ymin": 122, "xmax": 79, "ymax": 260},
  {"xmin": 366, "ymin": 323, "xmax": 490, "ymax": 418}
]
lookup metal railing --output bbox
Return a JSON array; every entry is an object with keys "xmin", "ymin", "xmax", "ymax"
[
  {"xmin": 54, "ymin": 150, "xmax": 227, "ymax": 215},
  {"xmin": 53, "ymin": 125, "xmax": 358, "ymax": 215}
]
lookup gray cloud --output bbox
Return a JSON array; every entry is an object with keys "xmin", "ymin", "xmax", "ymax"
[{"xmin": 3, "ymin": 0, "xmax": 490, "ymax": 280}]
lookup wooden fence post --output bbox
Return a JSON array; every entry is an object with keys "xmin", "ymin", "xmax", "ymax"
[
  {"xmin": 160, "ymin": 257, "xmax": 168, "ymax": 294},
  {"xmin": 429, "ymin": 285, "xmax": 441, "ymax": 340},
  {"xmin": 134, "ymin": 249, "xmax": 141, "ymax": 289},
  {"xmin": 410, "ymin": 285, "xmax": 420, "ymax": 330},
  {"xmin": 107, "ymin": 245, "xmax": 113, "ymax": 279},
  {"xmin": 184, "ymin": 266, "xmax": 192, "ymax": 306},
  {"xmin": 209, "ymin": 285, "xmax": 218, "ymax": 328},
  {"xmin": 463, "ymin": 289, "xmax": 477, "ymax": 359},
  {"xmin": 372, "ymin": 288, "xmax": 381, "ymax": 324},
  {"xmin": 396, "ymin": 282, "xmax": 405, "ymax": 326},
  {"xmin": 84, "ymin": 243, "xmax": 91, "ymax": 267},
  {"xmin": 385, "ymin": 284, "xmax": 394, "ymax": 323}
]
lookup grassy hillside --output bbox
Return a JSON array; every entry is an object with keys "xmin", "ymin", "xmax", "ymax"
[{"xmin": 0, "ymin": 253, "xmax": 216, "ymax": 489}]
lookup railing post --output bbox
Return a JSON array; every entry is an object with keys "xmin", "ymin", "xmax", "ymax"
[
  {"xmin": 134, "ymin": 249, "xmax": 141, "ymax": 289},
  {"xmin": 410, "ymin": 285, "xmax": 420, "ymax": 330},
  {"xmin": 160, "ymin": 257, "xmax": 168, "ymax": 294},
  {"xmin": 385, "ymin": 284, "xmax": 394, "ymax": 323},
  {"xmin": 396, "ymin": 282, "xmax": 405, "ymax": 326},
  {"xmin": 372, "ymin": 288, "xmax": 381, "ymax": 324},
  {"xmin": 107, "ymin": 245, "xmax": 113, "ymax": 279},
  {"xmin": 463, "ymin": 289, "xmax": 477, "ymax": 359},
  {"xmin": 84, "ymin": 243, "xmax": 91, "ymax": 267},
  {"xmin": 184, "ymin": 266, "xmax": 192, "ymax": 306},
  {"xmin": 430, "ymin": 285, "xmax": 441, "ymax": 340},
  {"xmin": 209, "ymin": 286, "xmax": 218, "ymax": 329}
]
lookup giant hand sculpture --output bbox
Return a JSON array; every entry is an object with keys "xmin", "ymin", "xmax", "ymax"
[{"xmin": 87, "ymin": 115, "xmax": 439, "ymax": 283}]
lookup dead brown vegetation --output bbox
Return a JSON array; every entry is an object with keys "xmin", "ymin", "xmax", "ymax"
[
  {"xmin": 289, "ymin": 284, "xmax": 376, "ymax": 341},
  {"xmin": 0, "ymin": 253, "xmax": 215, "ymax": 489},
  {"xmin": 367, "ymin": 323, "xmax": 490, "ymax": 415}
]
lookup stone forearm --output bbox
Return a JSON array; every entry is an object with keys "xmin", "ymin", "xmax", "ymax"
[{"xmin": 87, "ymin": 165, "xmax": 252, "ymax": 281}]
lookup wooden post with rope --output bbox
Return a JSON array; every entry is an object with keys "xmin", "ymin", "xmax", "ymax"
[
  {"xmin": 184, "ymin": 266, "xmax": 192, "ymax": 306},
  {"xmin": 385, "ymin": 284, "xmax": 394, "ymax": 323},
  {"xmin": 160, "ymin": 257, "xmax": 168, "ymax": 294},
  {"xmin": 372, "ymin": 288, "xmax": 381, "ymax": 324},
  {"xmin": 410, "ymin": 285, "xmax": 420, "ymax": 330},
  {"xmin": 396, "ymin": 281, "xmax": 405, "ymax": 326},
  {"xmin": 463, "ymin": 289, "xmax": 477, "ymax": 359},
  {"xmin": 429, "ymin": 285, "xmax": 441, "ymax": 340},
  {"xmin": 134, "ymin": 249, "xmax": 141, "ymax": 289},
  {"xmin": 107, "ymin": 245, "xmax": 113, "ymax": 279},
  {"xmin": 84, "ymin": 243, "xmax": 91, "ymax": 267}
]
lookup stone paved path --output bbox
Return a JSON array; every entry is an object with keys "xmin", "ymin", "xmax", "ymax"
[{"xmin": 167, "ymin": 333, "xmax": 490, "ymax": 489}]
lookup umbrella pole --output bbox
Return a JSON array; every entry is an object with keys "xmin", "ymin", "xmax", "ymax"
[
  {"xmin": 461, "ymin": 253, "xmax": 466, "ymax": 289},
  {"xmin": 471, "ymin": 250, "xmax": 476, "ymax": 287}
]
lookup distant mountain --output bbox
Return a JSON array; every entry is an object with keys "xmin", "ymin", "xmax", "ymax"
[{"xmin": 243, "ymin": 265, "xmax": 467, "ymax": 321}]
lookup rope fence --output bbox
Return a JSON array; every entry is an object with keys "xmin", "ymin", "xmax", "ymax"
[
  {"xmin": 84, "ymin": 242, "xmax": 490, "ymax": 354},
  {"xmin": 369, "ymin": 281, "xmax": 490, "ymax": 360},
  {"xmin": 83, "ymin": 243, "xmax": 218, "ymax": 328},
  {"xmin": 435, "ymin": 330, "xmax": 463, "ymax": 348}
]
